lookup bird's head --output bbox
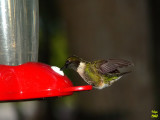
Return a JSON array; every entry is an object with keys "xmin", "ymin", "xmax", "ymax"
[{"xmin": 61, "ymin": 55, "xmax": 81, "ymax": 71}]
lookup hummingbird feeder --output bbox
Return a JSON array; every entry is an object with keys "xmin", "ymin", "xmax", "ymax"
[
  {"xmin": 0, "ymin": 0, "xmax": 92, "ymax": 102},
  {"xmin": 0, "ymin": 62, "xmax": 92, "ymax": 101}
]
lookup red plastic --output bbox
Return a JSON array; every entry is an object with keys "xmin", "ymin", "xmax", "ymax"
[{"xmin": 0, "ymin": 62, "xmax": 92, "ymax": 101}]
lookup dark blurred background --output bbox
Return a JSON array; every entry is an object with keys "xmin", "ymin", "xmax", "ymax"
[
  {"xmin": 0, "ymin": 0, "xmax": 159, "ymax": 120},
  {"xmin": 38, "ymin": 0, "xmax": 160, "ymax": 120}
]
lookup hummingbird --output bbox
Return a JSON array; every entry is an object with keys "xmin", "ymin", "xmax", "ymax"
[{"xmin": 61, "ymin": 55, "xmax": 133, "ymax": 89}]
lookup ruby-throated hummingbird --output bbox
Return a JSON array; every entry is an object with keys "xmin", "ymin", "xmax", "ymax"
[{"xmin": 61, "ymin": 55, "xmax": 133, "ymax": 89}]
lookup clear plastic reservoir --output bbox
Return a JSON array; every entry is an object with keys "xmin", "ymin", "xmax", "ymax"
[{"xmin": 0, "ymin": 0, "xmax": 39, "ymax": 65}]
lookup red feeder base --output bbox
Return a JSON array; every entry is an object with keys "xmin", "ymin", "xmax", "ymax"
[{"xmin": 0, "ymin": 62, "xmax": 92, "ymax": 101}]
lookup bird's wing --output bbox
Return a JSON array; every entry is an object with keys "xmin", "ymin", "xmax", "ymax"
[{"xmin": 96, "ymin": 59, "xmax": 133, "ymax": 75}]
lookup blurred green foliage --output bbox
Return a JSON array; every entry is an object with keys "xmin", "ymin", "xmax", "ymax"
[{"xmin": 49, "ymin": 30, "xmax": 69, "ymax": 67}]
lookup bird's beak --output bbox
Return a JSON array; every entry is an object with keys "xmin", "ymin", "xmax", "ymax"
[{"xmin": 60, "ymin": 65, "xmax": 66, "ymax": 71}]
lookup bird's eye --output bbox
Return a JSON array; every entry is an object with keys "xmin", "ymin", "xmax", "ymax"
[{"xmin": 66, "ymin": 60, "xmax": 70, "ymax": 65}]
